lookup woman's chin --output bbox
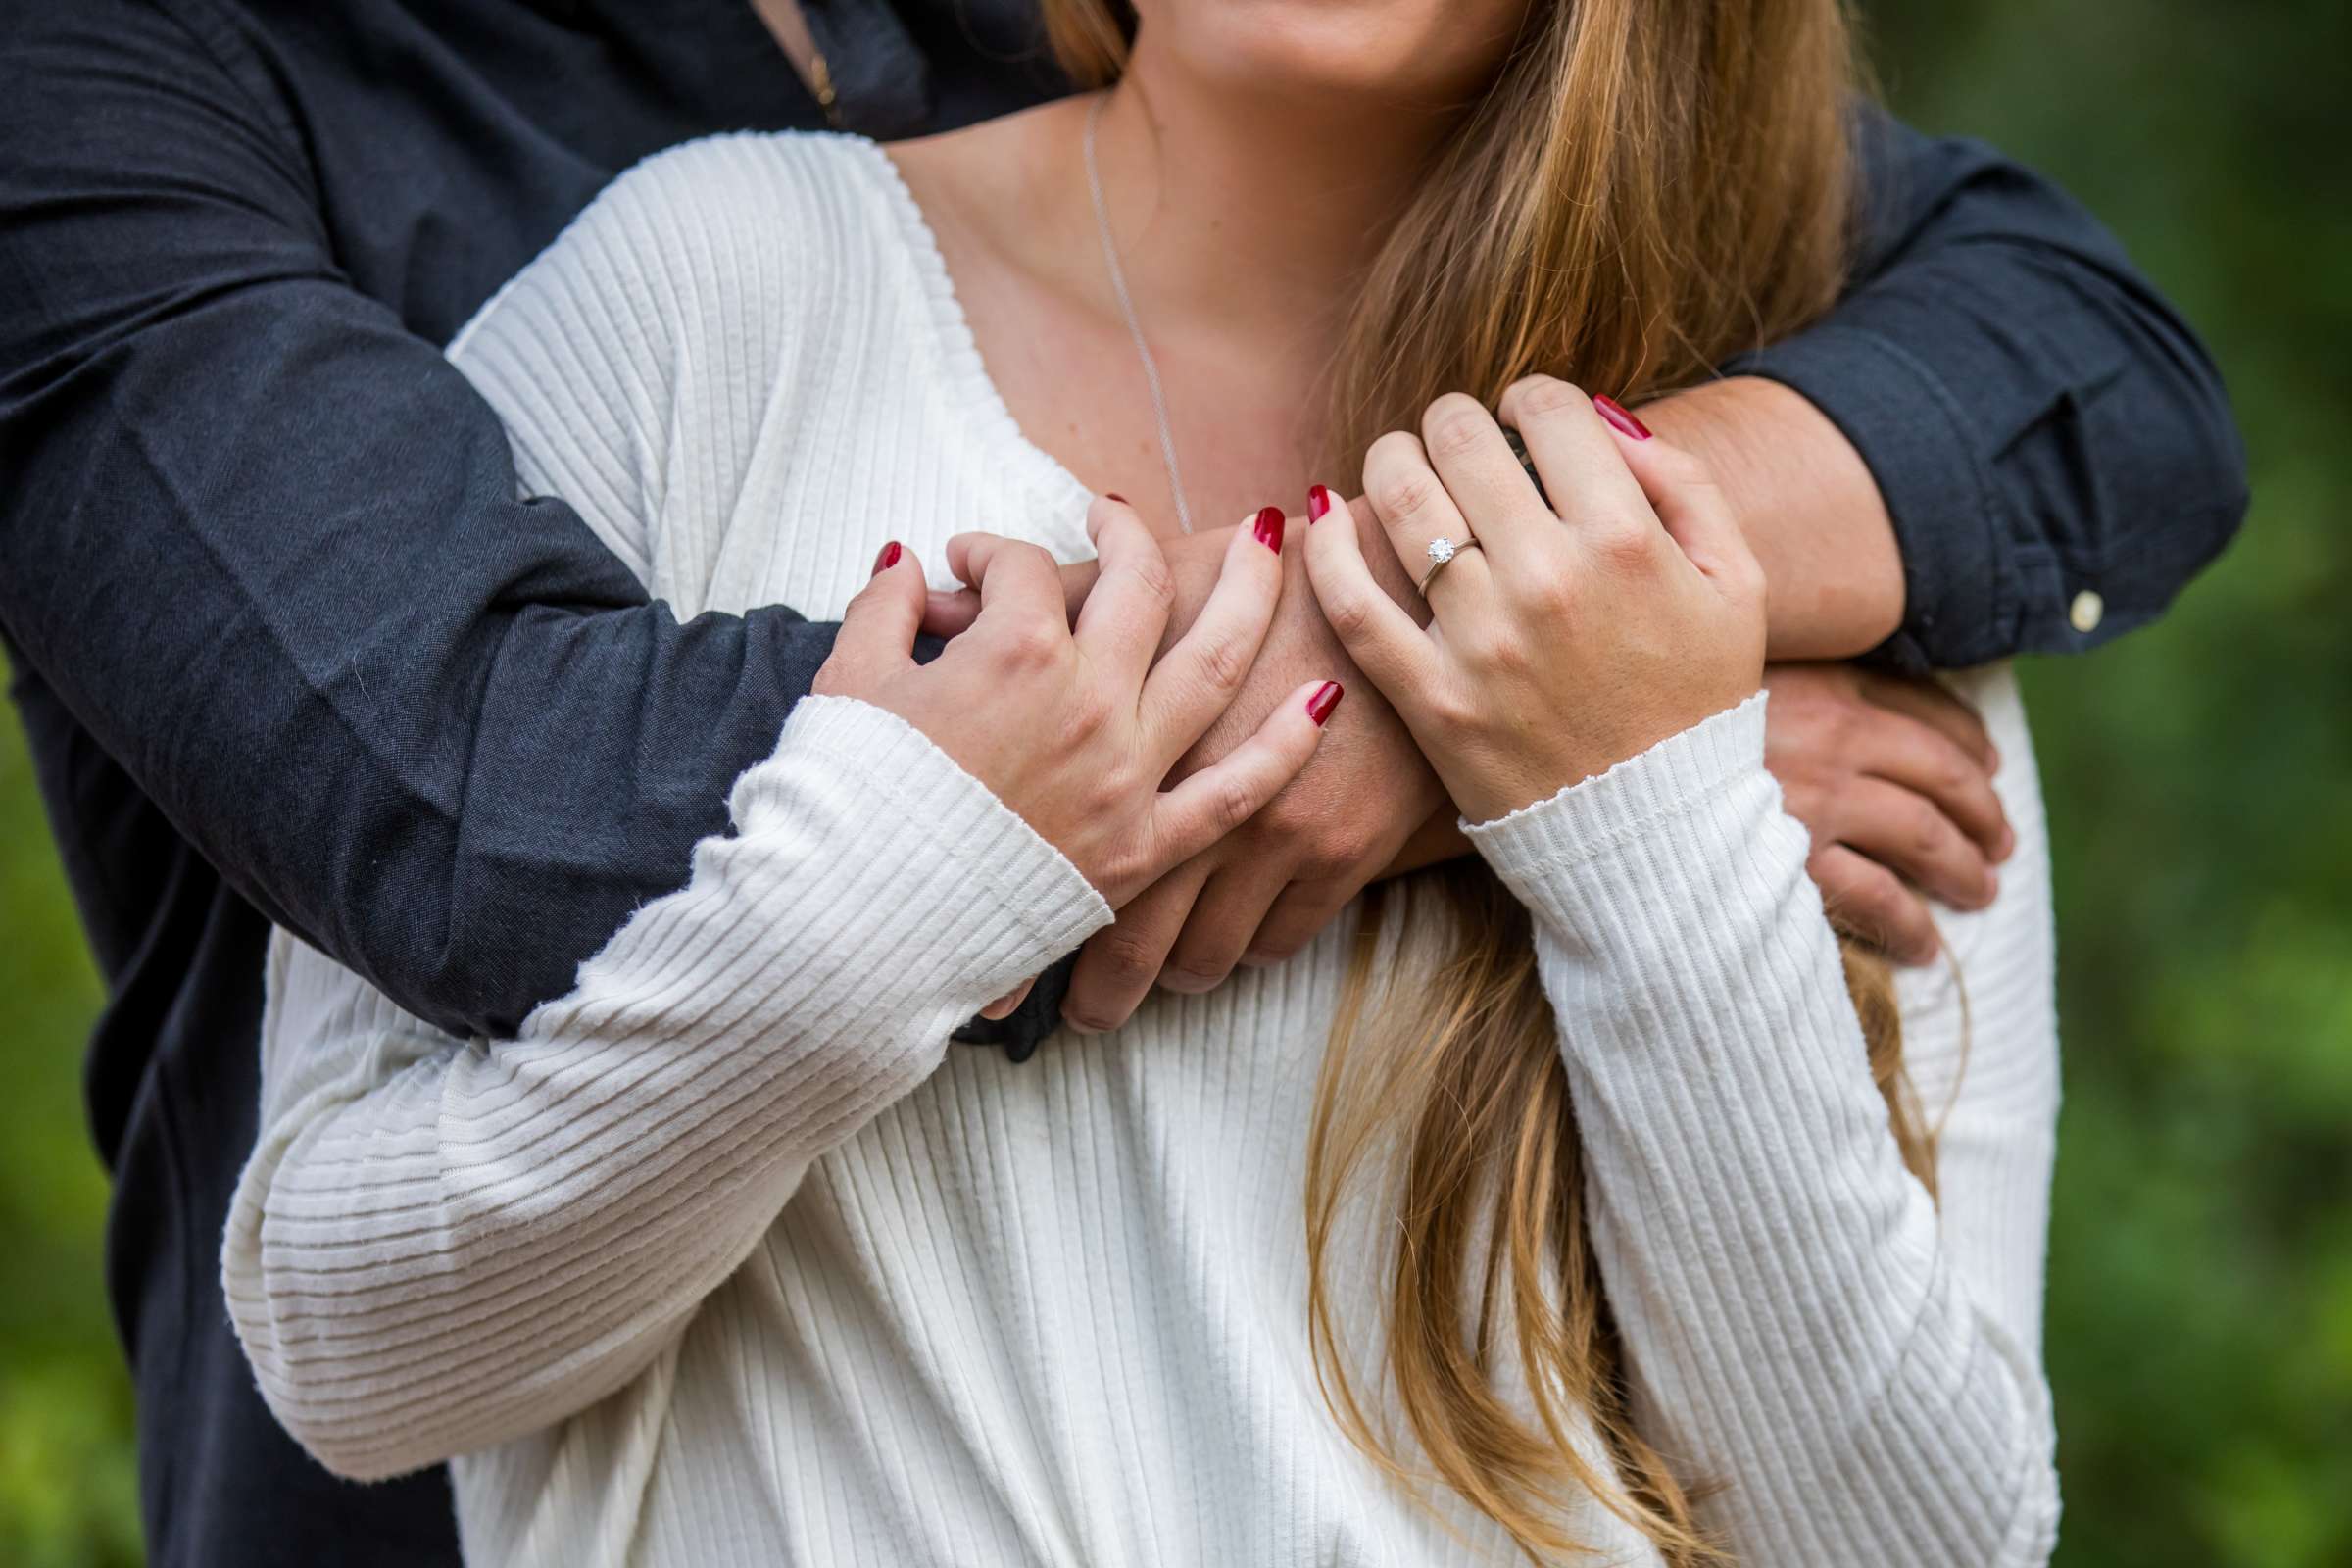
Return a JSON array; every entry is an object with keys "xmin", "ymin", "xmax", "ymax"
[{"xmin": 1131, "ymin": 0, "xmax": 1527, "ymax": 106}]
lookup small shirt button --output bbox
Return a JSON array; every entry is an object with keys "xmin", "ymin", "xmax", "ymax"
[{"xmin": 2069, "ymin": 589, "xmax": 2105, "ymax": 634}]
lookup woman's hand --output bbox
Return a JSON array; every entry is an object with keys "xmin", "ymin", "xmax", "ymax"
[
  {"xmin": 1301, "ymin": 377, "xmax": 1765, "ymax": 824},
  {"xmin": 812, "ymin": 499, "xmax": 1337, "ymax": 906}
]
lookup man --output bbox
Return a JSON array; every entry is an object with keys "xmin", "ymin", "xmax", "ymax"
[{"xmin": 0, "ymin": 1, "xmax": 2244, "ymax": 1563}]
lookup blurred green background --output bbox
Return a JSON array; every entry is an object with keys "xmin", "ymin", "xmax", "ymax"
[{"xmin": 2, "ymin": 2, "xmax": 2346, "ymax": 1564}]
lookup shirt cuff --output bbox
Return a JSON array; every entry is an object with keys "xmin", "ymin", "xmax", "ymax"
[
  {"xmin": 742, "ymin": 695, "xmax": 1115, "ymax": 1006},
  {"xmin": 1724, "ymin": 324, "xmax": 2011, "ymax": 673},
  {"xmin": 1461, "ymin": 693, "xmax": 1790, "ymax": 939}
]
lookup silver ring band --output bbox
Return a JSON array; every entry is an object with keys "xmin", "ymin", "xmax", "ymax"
[{"xmin": 1417, "ymin": 536, "xmax": 1483, "ymax": 596}]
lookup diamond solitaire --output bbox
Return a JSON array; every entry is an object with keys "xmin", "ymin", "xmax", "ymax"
[{"xmin": 1416, "ymin": 534, "xmax": 1481, "ymax": 594}]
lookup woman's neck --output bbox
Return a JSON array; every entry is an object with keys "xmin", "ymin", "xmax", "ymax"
[
  {"xmin": 1079, "ymin": 48, "xmax": 1453, "ymax": 345},
  {"xmin": 891, "ymin": 39, "xmax": 1463, "ymax": 527}
]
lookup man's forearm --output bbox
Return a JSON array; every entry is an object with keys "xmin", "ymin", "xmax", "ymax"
[{"xmin": 1640, "ymin": 376, "xmax": 1906, "ymax": 662}]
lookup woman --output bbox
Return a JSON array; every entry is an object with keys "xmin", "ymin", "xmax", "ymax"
[{"xmin": 223, "ymin": 1, "xmax": 2059, "ymax": 1563}]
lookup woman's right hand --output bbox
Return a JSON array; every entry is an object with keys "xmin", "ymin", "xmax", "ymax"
[{"xmin": 811, "ymin": 499, "xmax": 1339, "ymax": 906}]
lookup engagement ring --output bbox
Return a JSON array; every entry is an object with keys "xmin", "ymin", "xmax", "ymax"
[{"xmin": 1418, "ymin": 535, "xmax": 1483, "ymax": 595}]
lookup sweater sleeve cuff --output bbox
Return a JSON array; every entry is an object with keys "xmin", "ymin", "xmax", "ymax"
[
  {"xmin": 740, "ymin": 695, "xmax": 1114, "ymax": 1000},
  {"xmin": 1461, "ymin": 693, "xmax": 1791, "ymax": 936},
  {"xmin": 1722, "ymin": 325, "xmax": 2010, "ymax": 673}
]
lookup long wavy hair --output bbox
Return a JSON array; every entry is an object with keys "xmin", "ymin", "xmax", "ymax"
[{"xmin": 1045, "ymin": 4, "xmax": 1932, "ymax": 1561}]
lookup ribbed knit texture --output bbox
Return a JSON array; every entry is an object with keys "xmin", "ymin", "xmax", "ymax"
[{"xmin": 221, "ymin": 134, "xmax": 2061, "ymax": 1567}]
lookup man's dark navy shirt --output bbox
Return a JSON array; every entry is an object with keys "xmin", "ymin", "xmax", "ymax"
[{"xmin": 0, "ymin": 2, "xmax": 2245, "ymax": 1564}]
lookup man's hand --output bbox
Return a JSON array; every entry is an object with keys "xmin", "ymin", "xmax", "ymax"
[
  {"xmin": 924, "ymin": 502, "xmax": 1445, "ymax": 1034},
  {"xmin": 1061, "ymin": 502, "xmax": 1442, "ymax": 1032},
  {"xmin": 1762, "ymin": 662, "xmax": 2015, "ymax": 964}
]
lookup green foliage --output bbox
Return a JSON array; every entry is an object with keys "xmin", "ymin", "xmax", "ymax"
[
  {"xmin": 1869, "ymin": 4, "xmax": 2352, "ymax": 1563},
  {"xmin": 0, "ymin": 2, "xmax": 2343, "ymax": 1562}
]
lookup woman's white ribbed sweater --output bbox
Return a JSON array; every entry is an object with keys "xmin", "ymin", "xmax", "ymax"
[{"xmin": 220, "ymin": 134, "xmax": 2061, "ymax": 1568}]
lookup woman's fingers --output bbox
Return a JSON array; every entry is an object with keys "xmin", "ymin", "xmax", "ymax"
[
  {"xmin": 1418, "ymin": 392, "xmax": 1547, "ymax": 562},
  {"xmin": 1137, "ymin": 513, "xmax": 1287, "ymax": 763},
  {"xmin": 1498, "ymin": 376, "xmax": 1653, "ymax": 537},
  {"xmin": 1362, "ymin": 429, "xmax": 1492, "ymax": 605},
  {"xmin": 829, "ymin": 541, "xmax": 928, "ymax": 678},
  {"xmin": 1301, "ymin": 498, "xmax": 1443, "ymax": 710},
  {"xmin": 977, "ymin": 977, "xmax": 1037, "ymax": 1022},
  {"xmin": 1074, "ymin": 497, "xmax": 1179, "ymax": 694},
  {"xmin": 1151, "ymin": 680, "xmax": 1335, "ymax": 869},
  {"xmin": 924, "ymin": 556, "xmax": 1107, "ymax": 640},
  {"xmin": 951, "ymin": 532, "xmax": 1072, "ymax": 643},
  {"xmin": 1596, "ymin": 408, "xmax": 1755, "ymax": 586}
]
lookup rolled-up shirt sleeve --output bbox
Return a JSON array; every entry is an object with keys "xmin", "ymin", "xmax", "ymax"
[
  {"xmin": 1725, "ymin": 105, "xmax": 2249, "ymax": 671},
  {"xmin": 0, "ymin": 1, "xmax": 862, "ymax": 1040}
]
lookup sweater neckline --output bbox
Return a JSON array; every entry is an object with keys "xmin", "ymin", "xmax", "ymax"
[{"xmin": 846, "ymin": 137, "xmax": 1101, "ymax": 558}]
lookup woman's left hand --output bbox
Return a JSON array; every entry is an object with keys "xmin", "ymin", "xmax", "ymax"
[{"xmin": 1302, "ymin": 376, "xmax": 1767, "ymax": 823}]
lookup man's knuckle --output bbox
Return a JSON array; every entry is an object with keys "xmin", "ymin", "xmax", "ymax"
[
  {"xmin": 1092, "ymin": 929, "xmax": 1162, "ymax": 985},
  {"xmin": 1905, "ymin": 798, "xmax": 1950, "ymax": 858},
  {"xmin": 1158, "ymin": 956, "xmax": 1228, "ymax": 993},
  {"xmin": 1060, "ymin": 1003, "xmax": 1123, "ymax": 1034}
]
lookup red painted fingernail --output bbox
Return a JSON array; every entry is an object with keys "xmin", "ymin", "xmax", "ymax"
[
  {"xmin": 871, "ymin": 541, "xmax": 902, "ymax": 575},
  {"xmin": 1593, "ymin": 394, "xmax": 1651, "ymax": 440},
  {"xmin": 1306, "ymin": 680, "xmax": 1344, "ymax": 725},
  {"xmin": 1307, "ymin": 484, "xmax": 1334, "ymax": 523},
  {"xmin": 1104, "ymin": 492, "xmax": 1128, "ymax": 505},
  {"xmin": 1253, "ymin": 505, "xmax": 1286, "ymax": 553}
]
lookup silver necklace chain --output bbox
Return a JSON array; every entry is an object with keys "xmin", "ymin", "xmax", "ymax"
[{"xmin": 1084, "ymin": 94, "xmax": 1195, "ymax": 535}]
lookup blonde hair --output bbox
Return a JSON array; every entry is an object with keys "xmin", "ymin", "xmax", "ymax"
[{"xmin": 1045, "ymin": 5, "xmax": 1931, "ymax": 1561}]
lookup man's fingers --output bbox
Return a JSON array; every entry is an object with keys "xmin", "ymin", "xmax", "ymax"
[
  {"xmin": 1862, "ymin": 670, "xmax": 2002, "ymax": 773},
  {"xmin": 831, "ymin": 542, "xmax": 927, "ymax": 675},
  {"xmin": 1158, "ymin": 864, "xmax": 1289, "ymax": 995},
  {"xmin": 1851, "ymin": 707, "xmax": 2011, "ymax": 861},
  {"xmin": 1813, "ymin": 844, "xmax": 1942, "ymax": 966},
  {"xmin": 1137, "ymin": 514, "xmax": 1286, "ymax": 763},
  {"xmin": 978, "ymin": 977, "xmax": 1037, "ymax": 1022},
  {"xmin": 1828, "ymin": 777, "xmax": 1999, "ymax": 912},
  {"xmin": 1241, "ymin": 876, "xmax": 1355, "ymax": 969},
  {"xmin": 1300, "ymin": 498, "xmax": 1443, "ymax": 710},
  {"xmin": 1152, "ymin": 680, "xmax": 1333, "ymax": 869},
  {"xmin": 1061, "ymin": 863, "xmax": 1211, "ymax": 1035},
  {"xmin": 1075, "ymin": 498, "xmax": 1182, "ymax": 693}
]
